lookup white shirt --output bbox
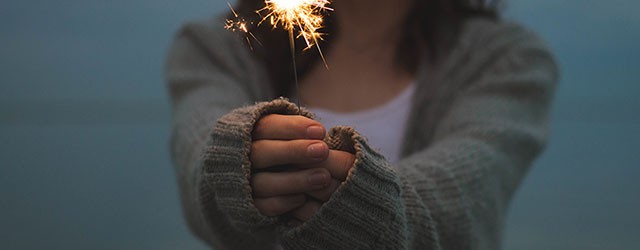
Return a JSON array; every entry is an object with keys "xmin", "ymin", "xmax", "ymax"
[{"xmin": 308, "ymin": 83, "xmax": 416, "ymax": 164}]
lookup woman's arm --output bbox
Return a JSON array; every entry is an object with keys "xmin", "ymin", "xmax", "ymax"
[
  {"xmin": 275, "ymin": 22, "xmax": 559, "ymax": 249},
  {"xmin": 165, "ymin": 18, "xmax": 275, "ymax": 248}
]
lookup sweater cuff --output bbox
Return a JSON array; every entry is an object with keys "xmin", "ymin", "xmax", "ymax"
[
  {"xmin": 280, "ymin": 126, "xmax": 406, "ymax": 249},
  {"xmin": 200, "ymin": 98, "xmax": 314, "ymax": 233}
]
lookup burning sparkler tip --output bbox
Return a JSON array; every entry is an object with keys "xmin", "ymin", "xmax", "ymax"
[{"xmin": 225, "ymin": 0, "xmax": 333, "ymax": 110}]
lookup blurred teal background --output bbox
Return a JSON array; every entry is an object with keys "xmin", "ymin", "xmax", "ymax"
[{"xmin": 0, "ymin": 0, "xmax": 638, "ymax": 249}]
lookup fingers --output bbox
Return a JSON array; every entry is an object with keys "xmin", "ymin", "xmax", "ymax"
[
  {"xmin": 302, "ymin": 150, "xmax": 355, "ymax": 181},
  {"xmin": 251, "ymin": 168, "xmax": 331, "ymax": 197},
  {"xmin": 250, "ymin": 140, "xmax": 329, "ymax": 169},
  {"xmin": 307, "ymin": 178, "xmax": 341, "ymax": 201},
  {"xmin": 254, "ymin": 194, "xmax": 306, "ymax": 216},
  {"xmin": 253, "ymin": 114, "xmax": 325, "ymax": 140},
  {"xmin": 291, "ymin": 200, "xmax": 322, "ymax": 222}
]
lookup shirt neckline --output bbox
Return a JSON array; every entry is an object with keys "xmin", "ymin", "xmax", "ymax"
[{"xmin": 308, "ymin": 83, "xmax": 416, "ymax": 122}]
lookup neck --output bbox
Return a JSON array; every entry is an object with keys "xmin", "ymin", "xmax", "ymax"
[
  {"xmin": 331, "ymin": 0, "xmax": 412, "ymax": 49},
  {"xmin": 316, "ymin": 0, "xmax": 413, "ymax": 84},
  {"xmin": 298, "ymin": 0, "xmax": 415, "ymax": 111}
]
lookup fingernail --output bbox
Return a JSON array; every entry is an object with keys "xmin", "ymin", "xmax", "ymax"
[
  {"xmin": 308, "ymin": 171, "xmax": 329, "ymax": 186},
  {"xmin": 306, "ymin": 142, "xmax": 327, "ymax": 159},
  {"xmin": 306, "ymin": 126, "xmax": 325, "ymax": 139}
]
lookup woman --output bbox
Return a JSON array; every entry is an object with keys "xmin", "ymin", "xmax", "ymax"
[{"xmin": 165, "ymin": 0, "xmax": 558, "ymax": 249}]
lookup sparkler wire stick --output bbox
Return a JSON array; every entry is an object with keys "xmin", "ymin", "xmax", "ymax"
[{"xmin": 289, "ymin": 29, "xmax": 302, "ymax": 114}]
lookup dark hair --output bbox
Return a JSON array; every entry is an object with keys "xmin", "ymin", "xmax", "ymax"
[{"xmin": 231, "ymin": 0, "xmax": 500, "ymax": 96}]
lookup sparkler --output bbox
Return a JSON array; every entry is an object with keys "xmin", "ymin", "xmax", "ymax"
[
  {"xmin": 259, "ymin": 0, "xmax": 331, "ymax": 55},
  {"xmin": 225, "ymin": 0, "xmax": 332, "ymax": 113}
]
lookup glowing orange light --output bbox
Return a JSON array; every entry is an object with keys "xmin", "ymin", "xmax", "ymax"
[
  {"xmin": 260, "ymin": 0, "xmax": 331, "ymax": 51},
  {"xmin": 225, "ymin": 3, "xmax": 261, "ymax": 49},
  {"xmin": 225, "ymin": 0, "xmax": 332, "ymax": 112}
]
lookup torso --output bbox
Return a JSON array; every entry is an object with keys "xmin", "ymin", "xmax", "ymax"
[{"xmin": 299, "ymin": 37, "xmax": 414, "ymax": 113}]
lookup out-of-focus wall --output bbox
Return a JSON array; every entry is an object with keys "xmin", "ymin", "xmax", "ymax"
[{"xmin": 504, "ymin": 1, "xmax": 639, "ymax": 249}]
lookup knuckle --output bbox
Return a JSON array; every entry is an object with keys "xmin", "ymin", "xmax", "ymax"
[
  {"xmin": 249, "ymin": 175, "xmax": 260, "ymax": 192},
  {"xmin": 252, "ymin": 118, "xmax": 270, "ymax": 138},
  {"xmin": 250, "ymin": 141, "xmax": 263, "ymax": 158},
  {"xmin": 250, "ymin": 173, "xmax": 271, "ymax": 197},
  {"xmin": 254, "ymin": 199, "xmax": 277, "ymax": 216},
  {"xmin": 278, "ymin": 171, "xmax": 305, "ymax": 192},
  {"xmin": 250, "ymin": 140, "xmax": 275, "ymax": 168},
  {"xmin": 271, "ymin": 203, "xmax": 289, "ymax": 215}
]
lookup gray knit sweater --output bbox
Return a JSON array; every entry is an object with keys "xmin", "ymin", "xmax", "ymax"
[{"xmin": 165, "ymin": 16, "xmax": 558, "ymax": 250}]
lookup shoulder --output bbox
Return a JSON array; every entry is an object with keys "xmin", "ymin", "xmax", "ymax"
[
  {"xmin": 173, "ymin": 16, "xmax": 239, "ymax": 52},
  {"xmin": 437, "ymin": 18, "xmax": 559, "ymax": 88},
  {"xmin": 166, "ymin": 16, "xmax": 273, "ymax": 101},
  {"xmin": 457, "ymin": 18, "xmax": 551, "ymax": 54},
  {"xmin": 167, "ymin": 16, "xmax": 257, "ymax": 74}
]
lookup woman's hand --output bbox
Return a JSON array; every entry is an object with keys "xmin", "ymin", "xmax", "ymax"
[
  {"xmin": 250, "ymin": 114, "xmax": 330, "ymax": 216},
  {"xmin": 249, "ymin": 114, "xmax": 354, "ymax": 220},
  {"xmin": 289, "ymin": 148, "xmax": 355, "ymax": 222}
]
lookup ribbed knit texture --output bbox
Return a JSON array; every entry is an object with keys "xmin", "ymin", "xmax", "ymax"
[{"xmin": 165, "ymin": 15, "xmax": 558, "ymax": 250}]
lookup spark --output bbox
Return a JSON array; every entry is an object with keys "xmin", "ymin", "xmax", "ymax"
[
  {"xmin": 225, "ymin": 0, "xmax": 332, "ymax": 113},
  {"xmin": 225, "ymin": 2, "xmax": 262, "ymax": 50},
  {"xmin": 259, "ymin": 0, "xmax": 331, "ymax": 54}
]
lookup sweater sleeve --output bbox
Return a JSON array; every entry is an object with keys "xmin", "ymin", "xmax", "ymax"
[
  {"xmin": 277, "ymin": 23, "xmax": 559, "ymax": 250},
  {"xmin": 165, "ymin": 18, "xmax": 275, "ymax": 248}
]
